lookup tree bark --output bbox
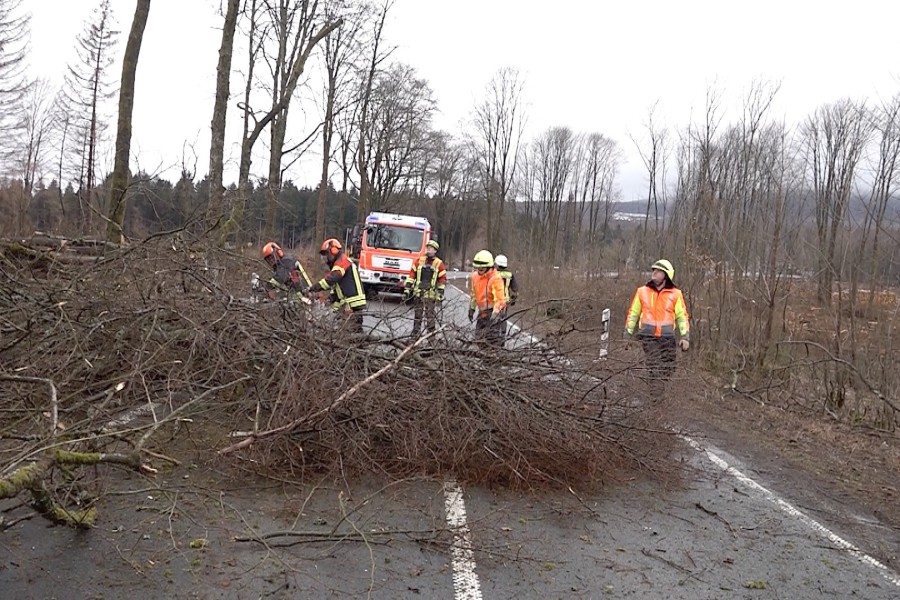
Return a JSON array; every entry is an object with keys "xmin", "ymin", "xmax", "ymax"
[
  {"xmin": 206, "ymin": 0, "xmax": 240, "ymax": 228},
  {"xmin": 105, "ymin": 0, "xmax": 150, "ymax": 244}
]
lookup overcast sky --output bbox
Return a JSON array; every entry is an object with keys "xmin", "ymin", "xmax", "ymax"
[{"xmin": 25, "ymin": 0, "xmax": 900, "ymax": 202}]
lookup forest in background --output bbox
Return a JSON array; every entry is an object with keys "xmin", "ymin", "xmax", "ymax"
[{"xmin": 0, "ymin": 0, "xmax": 897, "ymax": 430}]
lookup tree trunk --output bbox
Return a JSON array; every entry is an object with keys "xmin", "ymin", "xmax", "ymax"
[
  {"xmin": 206, "ymin": 0, "xmax": 240, "ymax": 228},
  {"xmin": 105, "ymin": 0, "xmax": 150, "ymax": 244}
]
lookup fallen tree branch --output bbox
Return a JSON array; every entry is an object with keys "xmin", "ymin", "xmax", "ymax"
[
  {"xmin": 218, "ymin": 328, "xmax": 443, "ymax": 455},
  {"xmin": 1, "ymin": 374, "xmax": 59, "ymax": 435},
  {"xmin": 777, "ymin": 340, "xmax": 900, "ymax": 414}
]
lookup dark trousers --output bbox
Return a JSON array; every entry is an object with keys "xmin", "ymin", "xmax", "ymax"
[
  {"xmin": 475, "ymin": 312, "xmax": 506, "ymax": 347},
  {"xmin": 411, "ymin": 298, "xmax": 439, "ymax": 336},
  {"xmin": 640, "ymin": 335, "xmax": 677, "ymax": 380}
]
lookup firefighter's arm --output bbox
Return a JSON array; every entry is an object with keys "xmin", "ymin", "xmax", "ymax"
[
  {"xmin": 295, "ymin": 260, "xmax": 313, "ymax": 290},
  {"xmin": 674, "ymin": 291, "xmax": 690, "ymax": 339},
  {"xmin": 403, "ymin": 264, "xmax": 416, "ymax": 298},
  {"xmin": 624, "ymin": 290, "xmax": 642, "ymax": 335},
  {"xmin": 310, "ymin": 265, "xmax": 345, "ymax": 293},
  {"xmin": 468, "ymin": 275, "xmax": 477, "ymax": 321},
  {"xmin": 490, "ymin": 277, "xmax": 508, "ymax": 314}
]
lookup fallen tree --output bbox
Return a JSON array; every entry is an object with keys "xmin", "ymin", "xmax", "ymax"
[{"xmin": 0, "ymin": 232, "xmax": 677, "ymax": 528}]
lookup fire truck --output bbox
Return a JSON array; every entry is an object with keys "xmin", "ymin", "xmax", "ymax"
[{"xmin": 346, "ymin": 212, "xmax": 433, "ymax": 296}]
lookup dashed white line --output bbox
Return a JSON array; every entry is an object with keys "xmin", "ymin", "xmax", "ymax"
[
  {"xmin": 443, "ymin": 479, "xmax": 484, "ymax": 600},
  {"xmin": 683, "ymin": 435, "xmax": 900, "ymax": 589}
]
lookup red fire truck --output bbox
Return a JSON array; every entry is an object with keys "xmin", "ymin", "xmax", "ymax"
[{"xmin": 346, "ymin": 212, "xmax": 433, "ymax": 296}]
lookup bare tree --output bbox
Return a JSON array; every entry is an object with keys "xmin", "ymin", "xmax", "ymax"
[
  {"xmin": 629, "ymin": 100, "xmax": 670, "ymax": 250},
  {"xmin": 58, "ymin": 0, "xmax": 119, "ymax": 235},
  {"xmin": 802, "ymin": 99, "xmax": 872, "ymax": 305},
  {"xmin": 16, "ymin": 79, "xmax": 56, "ymax": 235},
  {"xmin": 354, "ymin": 0, "xmax": 392, "ymax": 222},
  {"xmin": 315, "ymin": 0, "xmax": 366, "ymax": 242},
  {"xmin": 227, "ymin": 0, "xmax": 342, "ymax": 240},
  {"xmin": 470, "ymin": 67, "xmax": 526, "ymax": 252},
  {"xmin": 854, "ymin": 93, "xmax": 900, "ymax": 311},
  {"xmin": 105, "ymin": 0, "xmax": 150, "ymax": 244},
  {"xmin": 206, "ymin": 0, "xmax": 241, "ymax": 227},
  {"xmin": 576, "ymin": 132, "xmax": 621, "ymax": 252},
  {"xmin": 533, "ymin": 126, "xmax": 576, "ymax": 264},
  {"xmin": 359, "ymin": 62, "xmax": 436, "ymax": 213}
]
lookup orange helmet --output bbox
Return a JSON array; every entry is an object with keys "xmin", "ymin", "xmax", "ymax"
[
  {"xmin": 320, "ymin": 238, "xmax": 343, "ymax": 258},
  {"xmin": 262, "ymin": 242, "xmax": 284, "ymax": 260}
]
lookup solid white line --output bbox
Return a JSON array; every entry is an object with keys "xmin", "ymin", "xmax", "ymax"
[
  {"xmin": 443, "ymin": 479, "xmax": 484, "ymax": 600},
  {"xmin": 683, "ymin": 436, "xmax": 900, "ymax": 589}
]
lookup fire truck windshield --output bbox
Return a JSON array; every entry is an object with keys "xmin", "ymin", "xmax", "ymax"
[{"xmin": 366, "ymin": 224, "xmax": 424, "ymax": 252}]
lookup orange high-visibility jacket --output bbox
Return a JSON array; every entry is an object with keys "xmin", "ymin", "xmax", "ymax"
[
  {"xmin": 469, "ymin": 268, "xmax": 507, "ymax": 317},
  {"xmin": 625, "ymin": 282, "xmax": 690, "ymax": 339}
]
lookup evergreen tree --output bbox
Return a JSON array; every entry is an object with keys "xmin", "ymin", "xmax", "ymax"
[
  {"xmin": 0, "ymin": 0, "xmax": 30, "ymax": 171},
  {"xmin": 57, "ymin": 0, "xmax": 119, "ymax": 235}
]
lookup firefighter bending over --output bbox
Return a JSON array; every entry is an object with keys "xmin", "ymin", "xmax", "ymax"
[
  {"xmin": 260, "ymin": 242, "xmax": 313, "ymax": 301},
  {"xmin": 308, "ymin": 238, "xmax": 367, "ymax": 333}
]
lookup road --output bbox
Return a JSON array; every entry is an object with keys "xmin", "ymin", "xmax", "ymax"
[
  {"xmin": 361, "ymin": 284, "xmax": 900, "ymax": 599},
  {"xmin": 2, "ymin": 282, "xmax": 898, "ymax": 599}
]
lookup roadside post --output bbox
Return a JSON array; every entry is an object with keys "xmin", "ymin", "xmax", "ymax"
[{"xmin": 599, "ymin": 307, "xmax": 610, "ymax": 359}]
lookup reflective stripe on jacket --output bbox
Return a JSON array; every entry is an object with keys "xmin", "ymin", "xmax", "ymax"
[
  {"xmin": 268, "ymin": 255, "xmax": 312, "ymax": 297},
  {"xmin": 496, "ymin": 269, "xmax": 518, "ymax": 303},
  {"xmin": 404, "ymin": 256, "xmax": 447, "ymax": 300},
  {"xmin": 625, "ymin": 282, "xmax": 690, "ymax": 339},
  {"xmin": 469, "ymin": 268, "xmax": 507, "ymax": 316},
  {"xmin": 317, "ymin": 254, "xmax": 366, "ymax": 311}
]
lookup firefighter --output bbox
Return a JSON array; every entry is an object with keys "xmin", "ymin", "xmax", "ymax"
[
  {"xmin": 403, "ymin": 239, "xmax": 447, "ymax": 337},
  {"xmin": 494, "ymin": 254, "xmax": 519, "ymax": 306},
  {"xmin": 260, "ymin": 241, "xmax": 312, "ymax": 301},
  {"xmin": 624, "ymin": 259, "xmax": 690, "ymax": 380},
  {"xmin": 467, "ymin": 250, "xmax": 508, "ymax": 347},
  {"xmin": 308, "ymin": 238, "xmax": 367, "ymax": 333}
]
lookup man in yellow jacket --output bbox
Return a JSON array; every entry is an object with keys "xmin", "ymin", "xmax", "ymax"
[
  {"xmin": 468, "ymin": 250, "xmax": 508, "ymax": 347},
  {"xmin": 624, "ymin": 259, "xmax": 690, "ymax": 380}
]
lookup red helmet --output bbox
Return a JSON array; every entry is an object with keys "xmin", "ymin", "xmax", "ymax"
[
  {"xmin": 262, "ymin": 242, "xmax": 284, "ymax": 260},
  {"xmin": 320, "ymin": 238, "xmax": 343, "ymax": 258}
]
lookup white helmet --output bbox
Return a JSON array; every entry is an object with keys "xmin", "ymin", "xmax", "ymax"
[{"xmin": 495, "ymin": 254, "xmax": 508, "ymax": 269}]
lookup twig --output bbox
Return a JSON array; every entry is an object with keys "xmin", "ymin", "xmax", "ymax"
[
  {"xmin": 778, "ymin": 340, "xmax": 900, "ymax": 414},
  {"xmin": 218, "ymin": 327, "xmax": 443, "ymax": 455},
  {"xmin": 0, "ymin": 374, "xmax": 59, "ymax": 435}
]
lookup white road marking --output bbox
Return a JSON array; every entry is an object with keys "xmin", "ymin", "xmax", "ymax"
[
  {"xmin": 449, "ymin": 283, "xmax": 899, "ymax": 589},
  {"xmin": 683, "ymin": 436, "xmax": 900, "ymax": 588},
  {"xmin": 443, "ymin": 479, "xmax": 484, "ymax": 600}
]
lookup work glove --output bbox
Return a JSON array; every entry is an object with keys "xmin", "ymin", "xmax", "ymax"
[
  {"xmin": 467, "ymin": 308, "xmax": 475, "ymax": 322},
  {"xmin": 402, "ymin": 288, "xmax": 412, "ymax": 302},
  {"xmin": 623, "ymin": 329, "xmax": 633, "ymax": 341},
  {"xmin": 679, "ymin": 339, "xmax": 690, "ymax": 352}
]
